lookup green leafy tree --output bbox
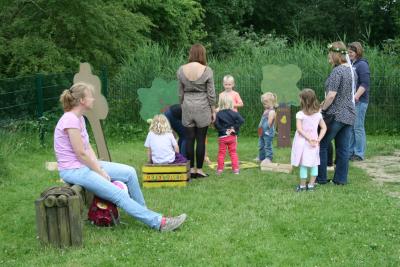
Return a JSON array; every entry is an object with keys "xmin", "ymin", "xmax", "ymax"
[
  {"xmin": 137, "ymin": 78, "xmax": 179, "ymax": 121},
  {"xmin": 0, "ymin": 0, "xmax": 152, "ymax": 77},
  {"xmin": 133, "ymin": 0, "xmax": 206, "ymax": 48}
]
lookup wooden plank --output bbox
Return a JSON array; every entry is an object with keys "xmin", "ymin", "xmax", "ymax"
[
  {"xmin": 142, "ymin": 172, "xmax": 189, "ymax": 182},
  {"xmin": 45, "ymin": 161, "xmax": 58, "ymax": 171},
  {"xmin": 57, "ymin": 206, "xmax": 71, "ymax": 247},
  {"xmin": 35, "ymin": 198, "xmax": 48, "ymax": 245},
  {"xmin": 143, "ymin": 181, "xmax": 188, "ymax": 188},
  {"xmin": 68, "ymin": 196, "xmax": 82, "ymax": 246},
  {"xmin": 260, "ymin": 163, "xmax": 293, "ymax": 173},
  {"xmin": 46, "ymin": 207, "xmax": 60, "ymax": 247},
  {"xmin": 142, "ymin": 162, "xmax": 189, "ymax": 173}
]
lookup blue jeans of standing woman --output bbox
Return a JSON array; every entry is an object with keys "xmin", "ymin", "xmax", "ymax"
[
  {"xmin": 60, "ymin": 161, "xmax": 162, "ymax": 229},
  {"xmin": 317, "ymin": 120, "xmax": 352, "ymax": 185},
  {"xmin": 349, "ymin": 102, "xmax": 368, "ymax": 159}
]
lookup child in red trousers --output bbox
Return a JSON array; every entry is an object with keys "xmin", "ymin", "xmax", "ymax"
[{"xmin": 215, "ymin": 94, "xmax": 245, "ymax": 175}]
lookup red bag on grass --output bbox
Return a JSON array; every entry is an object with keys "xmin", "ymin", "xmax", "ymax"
[{"xmin": 88, "ymin": 196, "xmax": 119, "ymax": 227}]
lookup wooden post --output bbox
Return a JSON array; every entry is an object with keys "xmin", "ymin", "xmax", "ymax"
[
  {"xmin": 68, "ymin": 195, "xmax": 83, "ymax": 246},
  {"xmin": 46, "ymin": 207, "xmax": 60, "ymax": 247},
  {"xmin": 277, "ymin": 104, "xmax": 291, "ymax": 147},
  {"xmin": 57, "ymin": 205, "xmax": 71, "ymax": 247},
  {"xmin": 35, "ymin": 198, "xmax": 48, "ymax": 245}
]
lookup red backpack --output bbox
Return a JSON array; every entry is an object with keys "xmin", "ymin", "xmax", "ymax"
[{"xmin": 88, "ymin": 196, "xmax": 119, "ymax": 227}]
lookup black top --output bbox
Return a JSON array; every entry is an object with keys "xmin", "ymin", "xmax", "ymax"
[
  {"xmin": 215, "ymin": 109, "xmax": 245, "ymax": 137},
  {"xmin": 169, "ymin": 104, "xmax": 182, "ymax": 120}
]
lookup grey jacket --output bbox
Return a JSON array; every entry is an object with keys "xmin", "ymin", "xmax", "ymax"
[{"xmin": 177, "ymin": 66, "xmax": 216, "ymax": 128}]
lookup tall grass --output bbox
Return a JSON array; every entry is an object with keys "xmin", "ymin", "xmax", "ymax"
[{"xmin": 110, "ymin": 41, "xmax": 400, "ymax": 135}]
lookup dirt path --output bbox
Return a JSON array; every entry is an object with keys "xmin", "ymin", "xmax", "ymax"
[{"xmin": 353, "ymin": 150, "xmax": 400, "ymax": 197}]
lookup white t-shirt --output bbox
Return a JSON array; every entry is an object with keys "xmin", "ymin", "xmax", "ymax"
[{"xmin": 144, "ymin": 132, "xmax": 177, "ymax": 164}]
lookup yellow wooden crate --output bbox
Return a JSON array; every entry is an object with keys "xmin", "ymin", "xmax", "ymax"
[
  {"xmin": 143, "ymin": 181, "xmax": 188, "ymax": 188},
  {"xmin": 142, "ymin": 162, "xmax": 189, "ymax": 173},
  {"xmin": 143, "ymin": 172, "xmax": 189, "ymax": 182}
]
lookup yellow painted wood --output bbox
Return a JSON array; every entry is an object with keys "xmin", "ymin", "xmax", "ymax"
[
  {"xmin": 143, "ymin": 172, "xmax": 189, "ymax": 182},
  {"xmin": 142, "ymin": 163, "xmax": 189, "ymax": 173},
  {"xmin": 143, "ymin": 181, "xmax": 188, "ymax": 188},
  {"xmin": 260, "ymin": 163, "xmax": 293, "ymax": 173}
]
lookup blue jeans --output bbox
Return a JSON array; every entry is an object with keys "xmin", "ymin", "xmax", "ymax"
[
  {"xmin": 165, "ymin": 109, "xmax": 186, "ymax": 157},
  {"xmin": 59, "ymin": 161, "xmax": 162, "ymax": 229},
  {"xmin": 259, "ymin": 134, "xmax": 274, "ymax": 161},
  {"xmin": 349, "ymin": 102, "xmax": 368, "ymax": 159},
  {"xmin": 317, "ymin": 121, "xmax": 352, "ymax": 185}
]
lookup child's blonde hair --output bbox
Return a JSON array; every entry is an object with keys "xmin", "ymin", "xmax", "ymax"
[
  {"xmin": 149, "ymin": 114, "xmax": 172, "ymax": 135},
  {"xmin": 261, "ymin": 92, "xmax": 278, "ymax": 109},
  {"xmin": 223, "ymin": 75, "xmax": 235, "ymax": 85},
  {"xmin": 218, "ymin": 94, "xmax": 234, "ymax": 110},
  {"xmin": 299, "ymin": 88, "xmax": 320, "ymax": 115}
]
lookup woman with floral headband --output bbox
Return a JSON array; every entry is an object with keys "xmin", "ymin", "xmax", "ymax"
[{"xmin": 316, "ymin": 41, "xmax": 357, "ymax": 186}]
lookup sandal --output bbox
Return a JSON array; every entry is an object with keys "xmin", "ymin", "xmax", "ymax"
[{"xmin": 196, "ymin": 173, "xmax": 209, "ymax": 178}]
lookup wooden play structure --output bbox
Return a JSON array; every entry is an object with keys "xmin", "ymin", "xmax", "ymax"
[
  {"xmin": 142, "ymin": 162, "xmax": 190, "ymax": 188},
  {"xmin": 260, "ymin": 162, "xmax": 293, "ymax": 173},
  {"xmin": 35, "ymin": 185, "xmax": 89, "ymax": 247}
]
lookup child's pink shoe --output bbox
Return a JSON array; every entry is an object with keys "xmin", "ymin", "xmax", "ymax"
[
  {"xmin": 216, "ymin": 169, "xmax": 223, "ymax": 175},
  {"xmin": 233, "ymin": 169, "xmax": 240, "ymax": 175}
]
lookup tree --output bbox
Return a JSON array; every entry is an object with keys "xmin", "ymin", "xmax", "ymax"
[{"xmin": 0, "ymin": 0, "xmax": 152, "ymax": 77}]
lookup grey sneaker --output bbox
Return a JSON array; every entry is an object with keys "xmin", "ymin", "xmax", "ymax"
[{"xmin": 160, "ymin": 213, "xmax": 187, "ymax": 232}]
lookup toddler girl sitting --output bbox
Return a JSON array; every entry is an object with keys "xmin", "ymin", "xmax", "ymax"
[{"xmin": 145, "ymin": 114, "xmax": 187, "ymax": 164}]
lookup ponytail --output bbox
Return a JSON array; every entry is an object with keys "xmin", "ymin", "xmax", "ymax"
[{"xmin": 59, "ymin": 82, "xmax": 94, "ymax": 111}]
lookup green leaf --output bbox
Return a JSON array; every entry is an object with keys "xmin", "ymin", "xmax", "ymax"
[
  {"xmin": 137, "ymin": 78, "xmax": 179, "ymax": 121},
  {"xmin": 261, "ymin": 64, "xmax": 301, "ymax": 106}
]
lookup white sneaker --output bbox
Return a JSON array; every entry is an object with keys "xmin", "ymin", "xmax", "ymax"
[
  {"xmin": 260, "ymin": 158, "xmax": 272, "ymax": 166},
  {"xmin": 160, "ymin": 214, "xmax": 187, "ymax": 232}
]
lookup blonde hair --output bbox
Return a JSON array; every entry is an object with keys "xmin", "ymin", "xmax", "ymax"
[
  {"xmin": 59, "ymin": 82, "xmax": 94, "ymax": 112},
  {"xmin": 299, "ymin": 88, "xmax": 320, "ymax": 115},
  {"xmin": 218, "ymin": 93, "xmax": 234, "ymax": 110},
  {"xmin": 149, "ymin": 114, "xmax": 172, "ymax": 135},
  {"xmin": 328, "ymin": 41, "xmax": 347, "ymax": 66},
  {"xmin": 223, "ymin": 75, "xmax": 235, "ymax": 84},
  {"xmin": 261, "ymin": 92, "xmax": 278, "ymax": 109}
]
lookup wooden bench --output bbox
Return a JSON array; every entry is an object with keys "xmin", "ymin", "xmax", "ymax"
[
  {"xmin": 35, "ymin": 162, "xmax": 94, "ymax": 248},
  {"xmin": 35, "ymin": 184, "xmax": 92, "ymax": 247}
]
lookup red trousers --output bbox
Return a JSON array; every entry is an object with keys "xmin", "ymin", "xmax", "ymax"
[{"xmin": 217, "ymin": 135, "xmax": 239, "ymax": 171}]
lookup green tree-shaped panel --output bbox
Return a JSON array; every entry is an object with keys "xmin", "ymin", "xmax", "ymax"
[
  {"xmin": 138, "ymin": 78, "xmax": 178, "ymax": 121},
  {"xmin": 261, "ymin": 64, "xmax": 302, "ymax": 106}
]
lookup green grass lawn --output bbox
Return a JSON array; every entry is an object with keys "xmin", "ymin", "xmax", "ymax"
[{"xmin": 1, "ymin": 134, "xmax": 400, "ymax": 266}]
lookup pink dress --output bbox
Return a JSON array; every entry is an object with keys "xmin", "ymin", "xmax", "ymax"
[{"xmin": 291, "ymin": 111, "xmax": 323, "ymax": 167}]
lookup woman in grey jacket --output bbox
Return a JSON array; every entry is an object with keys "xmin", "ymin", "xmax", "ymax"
[{"xmin": 177, "ymin": 44, "xmax": 216, "ymax": 178}]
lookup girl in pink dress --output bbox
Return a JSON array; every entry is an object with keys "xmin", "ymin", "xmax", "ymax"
[{"xmin": 291, "ymin": 89, "xmax": 327, "ymax": 191}]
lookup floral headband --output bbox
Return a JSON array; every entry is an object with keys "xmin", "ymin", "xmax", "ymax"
[{"xmin": 327, "ymin": 44, "xmax": 348, "ymax": 54}]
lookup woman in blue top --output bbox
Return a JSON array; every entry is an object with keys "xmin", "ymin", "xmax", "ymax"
[{"xmin": 348, "ymin": 42, "xmax": 370, "ymax": 161}]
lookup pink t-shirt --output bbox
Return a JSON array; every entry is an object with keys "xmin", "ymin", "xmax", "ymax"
[
  {"xmin": 219, "ymin": 91, "xmax": 243, "ymax": 112},
  {"xmin": 54, "ymin": 112, "xmax": 90, "ymax": 170}
]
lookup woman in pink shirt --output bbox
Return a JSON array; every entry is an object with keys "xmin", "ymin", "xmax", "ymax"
[{"xmin": 54, "ymin": 82, "xmax": 186, "ymax": 231}]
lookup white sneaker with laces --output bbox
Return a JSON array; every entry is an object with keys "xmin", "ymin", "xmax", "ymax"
[{"xmin": 160, "ymin": 214, "xmax": 187, "ymax": 232}]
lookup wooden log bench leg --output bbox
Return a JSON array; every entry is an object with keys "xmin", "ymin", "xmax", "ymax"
[{"xmin": 35, "ymin": 184, "xmax": 90, "ymax": 247}]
